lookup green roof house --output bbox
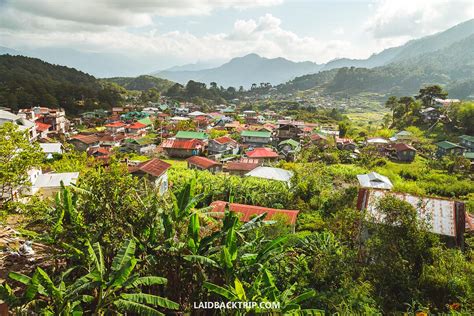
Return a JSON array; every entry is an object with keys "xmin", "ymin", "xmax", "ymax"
[
  {"xmin": 459, "ymin": 135, "xmax": 474, "ymax": 152},
  {"xmin": 175, "ymin": 131, "xmax": 208, "ymax": 140},
  {"xmin": 138, "ymin": 117, "xmax": 153, "ymax": 127},
  {"xmin": 241, "ymin": 130, "xmax": 272, "ymax": 146},
  {"xmin": 435, "ymin": 141, "xmax": 465, "ymax": 157}
]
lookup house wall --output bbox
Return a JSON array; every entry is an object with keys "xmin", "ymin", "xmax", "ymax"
[
  {"xmin": 242, "ymin": 136, "xmax": 270, "ymax": 145},
  {"xmin": 397, "ymin": 150, "xmax": 416, "ymax": 162},
  {"xmin": 165, "ymin": 148, "xmax": 198, "ymax": 158},
  {"xmin": 69, "ymin": 140, "xmax": 98, "ymax": 152},
  {"xmin": 155, "ymin": 173, "xmax": 169, "ymax": 195},
  {"xmin": 460, "ymin": 139, "xmax": 474, "ymax": 152}
]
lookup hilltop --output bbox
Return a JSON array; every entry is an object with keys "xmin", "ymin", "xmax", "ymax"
[{"xmin": 0, "ymin": 55, "xmax": 123, "ymax": 114}]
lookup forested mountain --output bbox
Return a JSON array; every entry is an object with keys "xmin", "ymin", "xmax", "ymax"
[
  {"xmin": 279, "ymin": 33, "xmax": 474, "ymax": 99},
  {"xmin": 103, "ymin": 75, "xmax": 174, "ymax": 92},
  {"xmin": 155, "ymin": 19, "xmax": 474, "ymax": 89},
  {"xmin": 321, "ymin": 18, "xmax": 474, "ymax": 71},
  {"xmin": 155, "ymin": 53, "xmax": 323, "ymax": 88},
  {"xmin": 0, "ymin": 55, "xmax": 123, "ymax": 114}
]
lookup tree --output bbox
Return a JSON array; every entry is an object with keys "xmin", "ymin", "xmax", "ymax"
[
  {"xmin": 0, "ymin": 239, "xmax": 179, "ymax": 315},
  {"xmin": 365, "ymin": 196, "xmax": 439, "ymax": 312},
  {"xmin": 384, "ymin": 96, "xmax": 399, "ymax": 126},
  {"xmin": 0, "ymin": 122, "xmax": 43, "ymax": 203},
  {"xmin": 416, "ymin": 85, "xmax": 448, "ymax": 108}
]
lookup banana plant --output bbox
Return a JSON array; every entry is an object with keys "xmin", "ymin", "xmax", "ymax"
[
  {"xmin": 0, "ymin": 239, "xmax": 179, "ymax": 315},
  {"xmin": 203, "ymin": 269, "xmax": 319, "ymax": 314},
  {"xmin": 76, "ymin": 238, "xmax": 180, "ymax": 315},
  {"xmin": 0, "ymin": 267, "xmax": 86, "ymax": 315}
]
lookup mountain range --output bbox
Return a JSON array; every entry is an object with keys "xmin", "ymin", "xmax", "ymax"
[
  {"xmin": 1, "ymin": 19, "xmax": 474, "ymax": 98},
  {"xmin": 153, "ymin": 53, "xmax": 323, "ymax": 88},
  {"xmin": 154, "ymin": 19, "xmax": 474, "ymax": 91}
]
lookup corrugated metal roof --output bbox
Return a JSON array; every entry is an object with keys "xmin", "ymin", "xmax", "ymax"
[
  {"xmin": 33, "ymin": 172, "xmax": 79, "ymax": 188},
  {"xmin": 246, "ymin": 148, "xmax": 279, "ymax": 158},
  {"xmin": 187, "ymin": 156, "xmax": 220, "ymax": 169},
  {"xmin": 360, "ymin": 189, "xmax": 461, "ymax": 237},
  {"xmin": 161, "ymin": 138, "xmax": 203, "ymax": 150},
  {"xmin": 129, "ymin": 158, "xmax": 171, "ymax": 178},
  {"xmin": 241, "ymin": 130, "xmax": 271, "ymax": 138},
  {"xmin": 245, "ymin": 167, "xmax": 293, "ymax": 182},
  {"xmin": 175, "ymin": 131, "xmax": 208, "ymax": 140},
  {"xmin": 210, "ymin": 201, "xmax": 299, "ymax": 225},
  {"xmin": 357, "ymin": 172, "xmax": 393, "ymax": 190},
  {"xmin": 39, "ymin": 143, "xmax": 62, "ymax": 154}
]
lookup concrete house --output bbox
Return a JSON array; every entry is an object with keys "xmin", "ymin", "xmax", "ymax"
[
  {"xmin": 126, "ymin": 122, "xmax": 148, "ymax": 135},
  {"xmin": 187, "ymin": 156, "xmax": 222, "ymax": 173},
  {"xmin": 208, "ymin": 136, "xmax": 239, "ymax": 155},
  {"xmin": 175, "ymin": 131, "xmax": 208, "ymax": 141},
  {"xmin": 245, "ymin": 147, "xmax": 279, "ymax": 163},
  {"xmin": 223, "ymin": 159, "xmax": 260, "ymax": 176},
  {"xmin": 69, "ymin": 134, "xmax": 100, "ymax": 151},
  {"xmin": 435, "ymin": 141, "xmax": 465, "ymax": 158},
  {"xmin": 241, "ymin": 130, "xmax": 272, "ymax": 146},
  {"xmin": 18, "ymin": 107, "xmax": 69, "ymax": 134},
  {"xmin": 128, "ymin": 158, "xmax": 171, "ymax": 194},
  {"xmin": 0, "ymin": 109, "xmax": 37, "ymax": 141},
  {"xmin": 389, "ymin": 143, "xmax": 416, "ymax": 162},
  {"xmin": 459, "ymin": 135, "xmax": 474, "ymax": 152},
  {"xmin": 275, "ymin": 123, "xmax": 303, "ymax": 141},
  {"xmin": 161, "ymin": 138, "xmax": 204, "ymax": 158},
  {"xmin": 105, "ymin": 121, "xmax": 126, "ymax": 134}
]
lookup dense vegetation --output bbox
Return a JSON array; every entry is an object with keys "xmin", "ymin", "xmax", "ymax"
[
  {"xmin": 1, "ymin": 121, "xmax": 473, "ymax": 314},
  {"xmin": 0, "ymin": 55, "xmax": 123, "ymax": 114},
  {"xmin": 278, "ymin": 35, "xmax": 474, "ymax": 99},
  {"xmin": 103, "ymin": 75, "xmax": 174, "ymax": 92}
]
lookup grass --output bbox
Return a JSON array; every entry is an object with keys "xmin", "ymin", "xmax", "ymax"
[
  {"xmin": 346, "ymin": 111, "xmax": 388, "ymax": 124},
  {"xmin": 163, "ymin": 159, "xmax": 188, "ymax": 169}
]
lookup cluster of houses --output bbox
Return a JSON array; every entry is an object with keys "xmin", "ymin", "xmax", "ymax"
[{"xmin": 1, "ymin": 101, "xmax": 473, "ymax": 232}]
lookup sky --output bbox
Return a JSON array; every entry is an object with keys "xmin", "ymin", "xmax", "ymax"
[{"xmin": 1, "ymin": 0, "xmax": 473, "ymax": 75}]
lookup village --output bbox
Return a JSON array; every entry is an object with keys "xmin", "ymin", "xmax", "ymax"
[{"xmin": 1, "ymin": 94, "xmax": 473, "ymax": 246}]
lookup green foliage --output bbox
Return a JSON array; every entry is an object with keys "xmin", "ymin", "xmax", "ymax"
[
  {"xmin": 0, "ymin": 122, "xmax": 43, "ymax": 204},
  {"xmin": 103, "ymin": 75, "xmax": 174, "ymax": 92},
  {"xmin": 0, "ymin": 55, "xmax": 122, "ymax": 114}
]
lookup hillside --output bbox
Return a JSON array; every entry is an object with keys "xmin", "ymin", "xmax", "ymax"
[
  {"xmin": 321, "ymin": 18, "xmax": 474, "ymax": 71},
  {"xmin": 279, "ymin": 33, "xmax": 474, "ymax": 99},
  {"xmin": 103, "ymin": 75, "xmax": 174, "ymax": 92},
  {"xmin": 0, "ymin": 55, "xmax": 122, "ymax": 114},
  {"xmin": 154, "ymin": 53, "xmax": 323, "ymax": 88}
]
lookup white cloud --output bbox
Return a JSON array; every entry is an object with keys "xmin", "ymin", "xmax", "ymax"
[
  {"xmin": 3, "ymin": 0, "xmax": 283, "ymax": 28},
  {"xmin": 366, "ymin": 0, "xmax": 474, "ymax": 40},
  {"xmin": 0, "ymin": 10, "xmax": 357, "ymax": 65}
]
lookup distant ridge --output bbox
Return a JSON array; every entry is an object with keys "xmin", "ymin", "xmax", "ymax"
[{"xmin": 154, "ymin": 53, "xmax": 323, "ymax": 88}]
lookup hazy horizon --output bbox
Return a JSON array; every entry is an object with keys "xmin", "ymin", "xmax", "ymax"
[{"xmin": 1, "ymin": 0, "xmax": 474, "ymax": 77}]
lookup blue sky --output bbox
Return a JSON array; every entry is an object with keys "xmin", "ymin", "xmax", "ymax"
[{"xmin": 1, "ymin": 0, "xmax": 473, "ymax": 72}]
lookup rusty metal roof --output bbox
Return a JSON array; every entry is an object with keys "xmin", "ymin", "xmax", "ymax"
[{"xmin": 358, "ymin": 189, "xmax": 463, "ymax": 237}]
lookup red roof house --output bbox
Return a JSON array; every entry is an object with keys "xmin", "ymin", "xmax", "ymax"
[
  {"xmin": 224, "ymin": 159, "xmax": 260, "ymax": 176},
  {"xmin": 160, "ymin": 138, "xmax": 204, "ymax": 158},
  {"xmin": 187, "ymin": 156, "xmax": 222, "ymax": 172},
  {"xmin": 69, "ymin": 134, "xmax": 100, "ymax": 151},
  {"xmin": 210, "ymin": 201, "xmax": 299, "ymax": 226},
  {"xmin": 246, "ymin": 147, "xmax": 279, "ymax": 160},
  {"xmin": 105, "ymin": 121, "xmax": 126, "ymax": 133},
  {"xmin": 36, "ymin": 121, "xmax": 51, "ymax": 133},
  {"xmin": 128, "ymin": 158, "xmax": 171, "ymax": 178}
]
